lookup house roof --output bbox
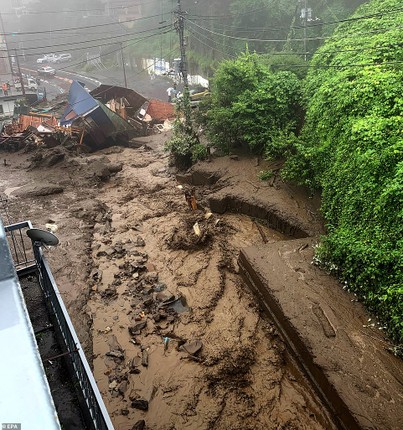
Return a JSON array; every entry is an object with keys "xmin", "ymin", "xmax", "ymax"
[
  {"xmin": 146, "ymin": 99, "xmax": 175, "ymax": 122},
  {"xmin": 90, "ymin": 84, "xmax": 147, "ymax": 111}
]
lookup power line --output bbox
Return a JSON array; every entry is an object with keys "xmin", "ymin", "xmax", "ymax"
[
  {"xmin": 0, "ymin": 27, "xmax": 173, "ymax": 76},
  {"xmin": 187, "ymin": 7, "xmax": 403, "ymax": 32},
  {"xmin": 188, "ymin": 27, "xmax": 236, "ymax": 59},
  {"xmin": 187, "ymin": 5, "xmax": 403, "ymax": 29},
  {"xmin": 53, "ymin": 46, "xmax": 180, "ymax": 115},
  {"xmin": 0, "ymin": 12, "xmax": 167, "ymax": 36},
  {"xmin": 57, "ymin": 28, "xmax": 174, "ymax": 73},
  {"xmin": 1, "ymin": 2, "xmax": 147, "ymax": 16},
  {"xmin": 188, "ymin": 18, "xmax": 403, "ymax": 60},
  {"xmin": 0, "ymin": 24, "xmax": 173, "ymax": 59},
  {"xmin": 186, "ymin": 17, "xmax": 403, "ymax": 45}
]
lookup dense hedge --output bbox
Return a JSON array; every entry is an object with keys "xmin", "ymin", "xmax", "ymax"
[
  {"xmin": 205, "ymin": 52, "xmax": 303, "ymax": 155},
  {"xmin": 285, "ymin": 0, "xmax": 403, "ymax": 342}
]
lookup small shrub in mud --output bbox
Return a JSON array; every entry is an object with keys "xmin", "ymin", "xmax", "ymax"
[{"xmin": 165, "ymin": 92, "xmax": 207, "ymax": 170}]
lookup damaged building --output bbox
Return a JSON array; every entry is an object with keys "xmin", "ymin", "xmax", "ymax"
[{"xmin": 1, "ymin": 81, "xmax": 175, "ymax": 152}]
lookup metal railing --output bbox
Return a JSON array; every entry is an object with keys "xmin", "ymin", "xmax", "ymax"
[
  {"xmin": 5, "ymin": 220, "xmax": 114, "ymax": 430},
  {"xmin": 4, "ymin": 220, "xmax": 36, "ymax": 274}
]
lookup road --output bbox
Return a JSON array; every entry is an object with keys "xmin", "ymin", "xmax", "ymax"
[
  {"xmin": 20, "ymin": 64, "xmax": 101, "ymax": 101},
  {"xmin": 20, "ymin": 59, "xmax": 176, "ymax": 103}
]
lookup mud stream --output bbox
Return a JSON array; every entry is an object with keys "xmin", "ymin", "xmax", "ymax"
[
  {"xmin": 0, "ymin": 137, "xmax": 333, "ymax": 430},
  {"xmin": 84, "ymin": 143, "xmax": 332, "ymax": 430}
]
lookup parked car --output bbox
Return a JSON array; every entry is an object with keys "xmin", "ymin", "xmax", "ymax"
[
  {"xmin": 55, "ymin": 53, "xmax": 72, "ymax": 63},
  {"xmin": 36, "ymin": 53, "xmax": 58, "ymax": 64},
  {"xmin": 14, "ymin": 77, "xmax": 38, "ymax": 92},
  {"xmin": 37, "ymin": 66, "xmax": 56, "ymax": 77}
]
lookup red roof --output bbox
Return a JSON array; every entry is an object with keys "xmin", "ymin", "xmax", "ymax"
[{"xmin": 146, "ymin": 99, "xmax": 175, "ymax": 122}]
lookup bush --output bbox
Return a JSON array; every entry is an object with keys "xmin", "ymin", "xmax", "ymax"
[{"xmin": 205, "ymin": 51, "xmax": 303, "ymax": 155}]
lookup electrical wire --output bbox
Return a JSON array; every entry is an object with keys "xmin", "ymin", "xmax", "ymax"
[
  {"xmin": 0, "ymin": 24, "xmax": 173, "ymax": 59},
  {"xmin": 0, "ymin": 1, "xmax": 148, "ymax": 15},
  {"xmin": 188, "ymin": 28, "xmax": 237, "ymax": 59},
  {"xmin": 0, "ymin": 12, "xmax": 166, "ymax": 36},
  {"xmin": 188, "ymin": 19, "xmax": 403, "ymax": 59},
  {"xmin": 53, "ymin": 46, "xmax": 180, "ymax": 115},
  {"xmin": 187, "ymin": 5, "xmax": 403, "ymax": 29},
  {"xmin": 185, "ymin": 6, "xmax": 403, "ymax": 43},
  {"xmin": 0, "ymin": 27, "xmax": 174, "ymax": 76},
  {"xmin": 186, "ymin": 17, "xmax": 403, "ymax": 45},
  {"xmin": 57, "ymin": 28, "xmax": 174, "ymax": 73}
]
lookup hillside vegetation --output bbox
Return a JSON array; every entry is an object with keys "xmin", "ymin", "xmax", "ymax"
[
  {"xmin": 189, "ymin": 0, "xmax": 403, "ymax": 344},
  {"xmin": 286, "ymin": 0, "xmax": 403, "ymax": 343}
]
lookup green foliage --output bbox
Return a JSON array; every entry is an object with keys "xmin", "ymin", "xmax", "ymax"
[
  {"xmin": 285, "ymin": 0, "xmax": 403, "ymax": 342},
  {"xmin": 258, "ymin": 170, "xmax": 274, "ymax": 181},
  {"xmin": 165, "ymin": 121, "xmax": 199, "ymax": 170},
  {"xmin": 165, "ymin": 90, "xmax": 205, "ymax": 169},
  {"xmin": 205, "ymin": 51, "xmax": 303, "ymax": 156}
]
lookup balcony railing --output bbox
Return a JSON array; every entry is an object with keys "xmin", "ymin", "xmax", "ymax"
[{"xmin": 5, "ymin": 220, "xmax": 114, "ymax": 430}]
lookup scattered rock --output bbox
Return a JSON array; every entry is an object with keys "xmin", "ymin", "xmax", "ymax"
[
  {"xmin": 90, "ymin": 268, "xmax": 103, "ymax": 282},
  {"xmin": 106, "ymin": 350, "xmax": 125, "ymax": 360},
  {"xmin": 131, "ymin": 399, "xmax": 149, "ymax": 411},
  {"xmin": 133, "ymin": 236, "xmax": 145, "ymax": 247},
  {"xmin": 144, "ymin": 272, "xmax": 158, "ymax": 283},
  {"xmin": 129, "ymin": 321, "xmax": 147, "ymax": 335},
  {"xmin": 108, "ymin": 162, "xmax": 123, "ymax": 173},
  {"xmin": 118, "ymin": 380, "xmax": 128, "ymax": 395},
  {"xmin": 181, "ymin": 340, "xmax": 203, "ymax": 356},
  {"xmin": 141, "ymin": 349, "xmax": 149, "ymax": 367},
  {"xmin": 109, "ymin": 380, "xmax": 118, "ymax": 390},
  {"xmin": 17, "ymin": 184, "xmax": 64, "ymax": 198},
  {"xmin": 131, "ymin": 420, "xmax": 146, "ymax": 430},
  {"xmin": 143, "ymin": 298, "xmax": 153, "ymax": 307},
  {"xmin": 45, "ymin": 152, "xmax": 65, "ymax": 166},
  {"xmin": 121, "ymin": 409, "xmax": 129, "ymax": 416},
  {"xmin": 101, "ymin": 286, "xmax": 117, "ymax": 299},
  {"xmin": 129, "ymin": 358, "xmax": 141, "ymax": 374},
  {"xmin": 90, "ymin": 160, "xmax": 111, "ymax": 180}
]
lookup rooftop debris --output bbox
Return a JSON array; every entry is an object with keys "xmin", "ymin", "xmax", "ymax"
[
  {"xmin": 0, "ymin": 81, "xmax": 175, "ymax": 152},
  {"xmin": 145, "ymin": 99, "xmax": 175, "ymax": 123}
]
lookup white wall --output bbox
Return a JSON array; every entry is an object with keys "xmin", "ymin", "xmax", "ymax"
[{"xmin": 0, "ymin": 98, "xmax": 15, "ymax": 119}]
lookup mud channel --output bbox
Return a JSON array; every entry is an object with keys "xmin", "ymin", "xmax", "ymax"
[{"xmin": 0, "ymin": 132, "xmax": 334, "ymax": 430}]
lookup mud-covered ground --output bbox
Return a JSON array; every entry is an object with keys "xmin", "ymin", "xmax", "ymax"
[{"xmin": 0, "ymin": 133, "xmax": 334, "ymax": 430}]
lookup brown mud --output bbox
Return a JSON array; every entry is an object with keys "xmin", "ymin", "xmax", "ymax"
[{"xmin": 0, "ymin": 133, "xmax": 340, "ymax": 430}]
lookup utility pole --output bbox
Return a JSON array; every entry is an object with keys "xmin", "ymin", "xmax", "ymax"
[
  {"xmin": 175, "ymin": 0, "xmax": 193, "ymax": 132},
  {"xmin": 120, "ymin": 42, "xmax": 127, "ymax": 88},
  {"xmin": 14, "ymin": 48, "xmax": 25, "ymax": 96},
  {"xmin": 176, "ymin": 0, "xmax": 188, "ymax": 88},
  {"xmin": 303, "ymin": 0, "xmax": 307, "ymax": 61},
  {"xmin": 0, "ymin": 12, "xmax": 14, "ymax": 77}
]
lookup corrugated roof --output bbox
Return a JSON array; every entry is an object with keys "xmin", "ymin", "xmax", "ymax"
[{"xmin": 90, "ymin": 85, "xmax": 147, "ymax": 111}]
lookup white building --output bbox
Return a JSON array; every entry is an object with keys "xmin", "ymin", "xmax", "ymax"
[{"xmin": 0, "ymin": 95, "xmax": 17, "ymax": 120}]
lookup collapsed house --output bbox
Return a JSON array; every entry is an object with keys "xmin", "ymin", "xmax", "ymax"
[
  {"xmin": 0, "ymin": 81, "xmax": 175, "ymax": 151},
  {"xmin": 60, "ymin": 81, "xmax": 146, "ymax": 149}
]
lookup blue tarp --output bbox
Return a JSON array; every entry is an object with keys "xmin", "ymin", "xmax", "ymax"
[
  {"xmin": 60, "ymin": 81, "xmax": 98, "ymax": 126},
  {"xmin": 60, "ymin": 81, "xmax": 134, "ymax": 147}
]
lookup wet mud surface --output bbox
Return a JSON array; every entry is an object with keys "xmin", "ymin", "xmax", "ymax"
[{"xmin": 0, "ymin": 134, "xmax": 338, "ymax": 429}]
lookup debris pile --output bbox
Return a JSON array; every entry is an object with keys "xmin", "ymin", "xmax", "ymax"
[
  {"xmin": 0, "ymin": 81, "xmax": 175, "ymax": 153},
  {"xmin": 85, "ymin": 196, "xmax": 219, "ymax": 425}
]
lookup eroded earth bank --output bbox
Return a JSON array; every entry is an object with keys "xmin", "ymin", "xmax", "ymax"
[{"xmin": 1, "ymin": 132, "xmax": 336, "ymax": 430}]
